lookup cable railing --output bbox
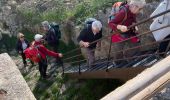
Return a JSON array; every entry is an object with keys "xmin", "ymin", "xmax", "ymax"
[
  {"xmin": 61, "ymin": 9, "xmax": 170, "ymax": 74},
  {"xmin": 65, "ymin": 38, "xmax": 170, "ymax": 65},
  {"xmin": 66, "ymin": 52, "xmax": 166, "ymax": 73},
  {"xmin": 62, "ymin": 30, "xmax": 170, "ymax": 74},
  {"xmin": 63, "ymin": 24, "xmax": 170, "ymax": 62}
]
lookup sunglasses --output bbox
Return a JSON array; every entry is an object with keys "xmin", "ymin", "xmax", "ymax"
[{"xmin": 20, "ymin": 36, "xmax": 24, "ymax": 38}]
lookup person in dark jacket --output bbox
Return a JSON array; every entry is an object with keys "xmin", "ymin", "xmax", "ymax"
[
  {"xmin": 16, "ymin": 33, "xmax": 30, "ymax": 67},
  {"xmin": 77, "ymin": 20, "xmax": 102, "ymax": 67},
  {"xmin": 42, "ymin": 21, "xmax": 59, "ymax": 52},
  {"xmin": 41, "ymin": 21, "xmax": 62, "ymax": 64}
]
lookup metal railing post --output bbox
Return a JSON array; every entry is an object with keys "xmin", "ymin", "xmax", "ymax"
[
  {"xmin": 106, "ymin": 37, "xmax": 112, "ymax": 72},
  {"xmin": 78, "ymin": 50, "xmax": 81, "ymax": 74},
  {"xmin": 79, "ymin": 62, "xmax": 81, "ymax": 74}
]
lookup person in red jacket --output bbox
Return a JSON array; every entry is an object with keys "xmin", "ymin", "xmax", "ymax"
[
  {"xmin": 33, "ymin": 34, "xmax": 63, "ymax": 79},
  {"xmin": 109, "ymin": 0, "xmax": 146, "ymax": 33},
  {"xmin": 108, "ymin": 0, "xmax": 146, "ymax": 62}
]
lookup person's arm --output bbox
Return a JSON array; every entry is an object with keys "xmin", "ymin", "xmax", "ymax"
[
  {"xmin": 77, "ymin": 29, "xmax": 89, "ymax": 47},
  {"xmin": 40, "ymin": 45, "xmax": 62, "ymax": 58}
]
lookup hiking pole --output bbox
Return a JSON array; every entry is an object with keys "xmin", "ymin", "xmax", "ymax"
[
  {"xmin": 77, "ymin": 51, "xmax": 81, "ymax": 75},
  {"xmin": 106, "ymin": 37, "xmax": 113, "ymax": 72}
]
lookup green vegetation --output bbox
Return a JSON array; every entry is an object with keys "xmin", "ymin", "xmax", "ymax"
[
  {"xmin": 17, "ymin": 0, "xmax": 117, "ymax": 25},
  {"xmin": 0, "ymin": 34, "xmax": 17, "ymax": 54},
  {"xmin": 0, "ymin": 29, "xmax": 34, "ymax": 54},
  {"xmin": 29, "ymin": 73, "xmax": 124, "ymax": 100},
  {"xmin": 31, "ymin": 73, "xmax": 66, "ymax": 100},
  {"xmin": 72, "ymin": 0, "xmax": 113, "ymax": 24},
  {"xmin": 59, "ymin": 79, "xmax": 124, "ymax": 100},
  {"xmin": 17, "ymin": 0, "xmax": 67, "ymax": 24},
  {"xmin": 20, "ymin": 28, "xmax": 35, "ymax": 42}
]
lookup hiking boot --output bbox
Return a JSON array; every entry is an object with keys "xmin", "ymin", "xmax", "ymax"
[
  {"xmin": 40, "ymin": 76, "xmax": 49, "ymax": 80},
  {"xmin": 43, "ymin": 74, "xmax": 51, "ymax": 79}
]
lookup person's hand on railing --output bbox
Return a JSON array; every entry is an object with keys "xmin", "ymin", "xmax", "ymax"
[
  {"xmin": 58, "ymin": 53, "xmax": 63, "ymax": 58},
  {"xmin": 117, "ymin": 25, "xmax": 128, "ymax": 32},
  {"xmin": 79, "ymin": 41, "xmax": 89, "ymax": 48}
]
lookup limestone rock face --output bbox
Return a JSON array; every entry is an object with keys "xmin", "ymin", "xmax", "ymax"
[
  {"xmin": 0, "ymin": 53, "xmax": 36, "ymax": 100},
  {"xmin": 0, "ymin": 0, "xmax": 20, "ymax": 37}
]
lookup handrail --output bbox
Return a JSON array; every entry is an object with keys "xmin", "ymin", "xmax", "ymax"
[
  {"xmin": 64, "ymin": 37, "xmax": 170, "ymax": 73},
  {"xmin": 63, "ymin": 25, "xmax": 170, "ymax": 61},
  {"xmin": 63, "ymin": 37, "xmax": 168, "ymax": 73},
  {"xmin": 63, "ymin": 9, "xmax": 170, "ymax": 56}
]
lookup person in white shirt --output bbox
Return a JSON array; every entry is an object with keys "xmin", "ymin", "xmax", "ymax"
[
  {"xmin": 16, "ymin": 33, "xmax": 32, "ymax": 67},
  {"xmin": 150, "ymin": 0, "xmax": 170, "ymax": 57}
]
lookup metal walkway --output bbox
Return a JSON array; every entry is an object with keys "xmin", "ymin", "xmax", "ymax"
[
  {"xmin": 63, "ymin": 50, "xmax": 161, "ymax": 81},
  {"xmin": 60, "ymin": 9, "xmax": 170, "ymax": 81}
]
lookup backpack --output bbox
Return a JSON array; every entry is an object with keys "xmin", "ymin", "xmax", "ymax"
[
  {"xmin": 24, "ymin": 42, "xmax": 42, "ymax": 63},
  {"xmin": 84, "ymin": 18, "xmax": 97, "ymax": 28},
  {"xmin": 108, "ymin": 1, "xmax": 128, "ymax": 23},
  {"xmin": 50, "ymin": 22, "xmax": 61, "ymax": 39}
]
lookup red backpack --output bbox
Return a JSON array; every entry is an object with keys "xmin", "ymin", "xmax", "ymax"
[
  {"xmin": 108, "ymin": 1, "xmax": 128, "ymax": 23},
  {"xmin": 24, "ymin": 42, "xmax": 42, "ymax": 63}
]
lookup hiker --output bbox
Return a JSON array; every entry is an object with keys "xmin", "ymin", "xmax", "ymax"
[
  {"xmin": 41, "ymin": 21, "xmax": 60, "ymax": 53},
  {"xmin": 24, "ymin": 34, "xmax": 63, "ymax": 79},
  {"xmin": 150, "ymin": 0, "xmax": 170, "ymax": 57},
  {"xmin": 108, "ymin": 0, "xmax": 146, "ymax": 63},
  {"xmin": 77, "ymin": 20, "xmax": 102, "ymax": 67},
  {"xmin": 42, "ymin": 21, "xmax": 62, "ymax": 64},
  {"xmin": 16, "ymin": 32, "xmax": 33, "ymax": 67}
]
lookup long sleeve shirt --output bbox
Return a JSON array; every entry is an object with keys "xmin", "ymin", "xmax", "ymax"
[{"xmin": 34, "ymin": 41, "xmax": 59, "ymax": 59}]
